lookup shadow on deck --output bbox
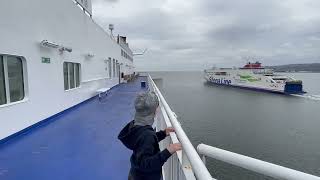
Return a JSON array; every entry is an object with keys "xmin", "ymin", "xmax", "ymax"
[{"xmin": 0, "ymin": 77, "xmax": 148, "ymax": 180}]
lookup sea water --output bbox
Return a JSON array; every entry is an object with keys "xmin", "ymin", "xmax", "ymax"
[{"xmin": 150, "ymin": 71, "xmax": 320, "ymax": 180}]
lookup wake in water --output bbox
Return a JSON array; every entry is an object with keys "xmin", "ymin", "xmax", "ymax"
[{"xmin": 291, "ymin": 94, "xmax": 320, "ymax": 101}]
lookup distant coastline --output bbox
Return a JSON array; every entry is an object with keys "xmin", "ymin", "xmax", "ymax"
[{"xmin": 266, "ymin": 63, "xmax": 320, "ymax": 73}]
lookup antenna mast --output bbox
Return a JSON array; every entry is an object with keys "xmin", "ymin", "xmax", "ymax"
[{"xmin": 109, "ymin": 24, "xmax": 114, "ymax": 38}]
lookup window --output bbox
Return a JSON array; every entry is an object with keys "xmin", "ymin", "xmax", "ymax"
[
  {"xmin": 104, "ymin": 59, "xmax": 110, "ymax": 78},
  {"xmin": 121, "ymin": 49, "xmax": 133, "ymax": 61},
  {"xmin": 69, "ymin": 63, "xmax": 75, "ymax": 89},
  {"xmin": 214, "ymin": 72, "xmax": 227, "ymax": 76},
  {"xmin": 75, "ymin": 64, "xmax": 80, "ymax": 87},
  {"xmin": 63, "ymin": 62, "xmax": 81, "ymax": 90},
  {"xmin": 63, "ymin": 63, "xmax": 69, "ymax": 90},
  {"xmin": 0, "ymin": 55, "xmax": 25, "ymax": 105},
  {"xmin": 113, "ymin": 59, "xmax": 116, "ymax": 77},
  {"xmin": 108, "ymin": 58, "xmax": 112, "ymax": 78},
  {"xmin": 7, "ymin": 56, "xmax": 24, "ymax": 102},
  {"xmin": 117, "ymin": 63, "xmax": 120, "ymax": 78},
  {"xmin": 116, "ymin": 60, "xmax": 119, "ymax": 77}
]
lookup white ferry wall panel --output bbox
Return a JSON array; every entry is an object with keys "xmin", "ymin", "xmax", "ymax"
[{"xmin": 0, "ymin": 0, "xmax": 134, "ymax": 140}]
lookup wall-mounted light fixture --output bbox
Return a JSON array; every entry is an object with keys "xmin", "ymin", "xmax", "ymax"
[
  {"xmin": 59, "ymin": 47, "xmax": 73, "ymax": 53},
  {"xmin": 41, "ymin": 40, "xmax": 72, "ymax": 53},
  {"xmin": 86, "ymin": 53, "xmax": 95, "ymax": 58},
  {"xmin": 40, "ymin": 40, "xmax": 59, "ymax": 48}
]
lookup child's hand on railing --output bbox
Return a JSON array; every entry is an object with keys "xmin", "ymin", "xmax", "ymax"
[
  {"xmin": 167, "ymin": 143, "xmax": 182, "ymax": 154},
  {"xmin": 165, "ymin": 127, "xmax": 175, "ymax": 136}
]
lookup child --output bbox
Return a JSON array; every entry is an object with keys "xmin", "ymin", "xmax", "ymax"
[{"xmin": 118, "ymin": 91, "xmax": 182, "ymax": 180}]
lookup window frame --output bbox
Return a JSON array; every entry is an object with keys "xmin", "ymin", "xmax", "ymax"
[
  {"xmin": 0, "ymin": 55, "xmax": 27, "ymax": 107},
  {"xmin": 0, "ymin": 56, "xmax": 7, "ymax": 105},
  {"xmin": 3, "ymin": 57, "xmax": 10, "ymax": 103},
  {"xmin": 75, "ymin": 63, "xmax": 80, "ymax": 87},
  {"xmin": 63, "ymin": 62, "xmax": 81, "ymax": 91}
]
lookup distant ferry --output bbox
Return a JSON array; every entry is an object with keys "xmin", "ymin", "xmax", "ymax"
[{"xmin": 204, "ymin": 62, "xmax": 306, "ymax": 94}]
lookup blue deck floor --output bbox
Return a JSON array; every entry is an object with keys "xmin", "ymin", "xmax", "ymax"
[{"xmin": 0, "ymin": 77, "xmax": 148, "ymax": 180}]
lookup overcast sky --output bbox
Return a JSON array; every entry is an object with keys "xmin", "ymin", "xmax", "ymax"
[{"xmin": 92, "ymin": 0, "xmax": 320, "ymax": 71}]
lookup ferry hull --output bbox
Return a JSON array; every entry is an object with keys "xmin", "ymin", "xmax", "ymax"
[{"xmin": 206, "ymin": 80, "xmax": 287, "ymax": 94}]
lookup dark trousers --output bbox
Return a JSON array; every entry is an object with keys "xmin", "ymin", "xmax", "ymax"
[
  {"xmin": 128, "ymin": 172, "xmax": 134, "ymax": 180},
  {"xmin": 128, "ymin": 170, "xmax": 162, "ymax": 180},
  {"xmin": 128, "ymin": 169, "xmax": 135, "ymax": 180}
]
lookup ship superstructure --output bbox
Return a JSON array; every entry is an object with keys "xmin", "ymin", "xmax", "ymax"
[
  {"xmin": 205, "ymin": 62, "xmax": 306, "ymax": 94},
  {"xmin": 0, "ymin": 0, "xmax": 135, "ymax": 140}
]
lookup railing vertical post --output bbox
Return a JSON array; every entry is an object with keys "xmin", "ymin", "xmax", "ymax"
[
  {"xmin": 181, "ymin": 149, "xmax": 190, "ymax": 170},
  {"xmin": 201, "ymin": 155, "xmax": 206, "ymax": 165}
]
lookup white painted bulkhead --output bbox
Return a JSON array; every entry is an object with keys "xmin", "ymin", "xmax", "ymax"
[{"xmin": 0, "ymin": 0, "xmax": 134, "ymax": 140}]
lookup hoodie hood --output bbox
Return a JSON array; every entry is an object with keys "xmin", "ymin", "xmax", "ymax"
[
  {"xmin": 118, "ymin": 120, "xmax": 153, "ymax": 150},
  {"xmin": 134, "ymin": 92, "xmax": 159, "ymax": 126}
]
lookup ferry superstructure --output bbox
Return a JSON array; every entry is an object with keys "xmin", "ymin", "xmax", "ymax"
[
  {"xmin": 0, "ymin": 0, "xmax": 319, "ymax": 180},
  {"xmin": 0, "ymin": 0, "xmax": 135, "ymax": 140},
  {"xmin": 205, "ymin": 62, "xmax": 306, "ymax": 94}
]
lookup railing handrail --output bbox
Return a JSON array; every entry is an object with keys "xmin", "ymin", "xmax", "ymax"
[
  {"xmin": 148, "ymin": 75, "xmax": 214, "ymax": 180},
  {"xmin": 197, "ymin": 144, "xmax": 320, "ymax": 180}
]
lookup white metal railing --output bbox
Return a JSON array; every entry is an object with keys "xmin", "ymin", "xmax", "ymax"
[
  {"xmin": 73, "ymin": 0, "xmax": 92, "ymax": 17},
  {"xmin": 197, "ymin": 144, "xmax": 320, "ymax": 180},
  {"xmin": 147, "ymin": 75, "xmax": 214, "ymax": 180}
]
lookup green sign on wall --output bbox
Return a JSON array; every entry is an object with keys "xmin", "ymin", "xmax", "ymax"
[{"xmin": 41, "ymin": 57, "xmax": 51, "ymax": 64}]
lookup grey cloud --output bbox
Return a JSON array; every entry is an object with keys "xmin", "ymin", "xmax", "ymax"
[
  {"xmin": 97, "ymin": 9, "xmax": 188, "ymax": 41},
  {"xmin": 92, "ymin": 0, "xmax": 320, "ymax": 71}
]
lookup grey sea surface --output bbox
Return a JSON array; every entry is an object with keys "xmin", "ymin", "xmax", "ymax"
[{"xmin": 150, "ymin": 71, "xmax": 320, "ymax": 180}]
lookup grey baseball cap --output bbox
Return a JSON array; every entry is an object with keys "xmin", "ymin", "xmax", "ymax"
[{"xmin": 134, "ymin": 91, "xmax": 159, "ymax": 126}]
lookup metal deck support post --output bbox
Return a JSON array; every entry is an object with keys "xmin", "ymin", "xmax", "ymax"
[{"xmin": 201, "ymin": 155, "xmax": 206, "ymax": 165}]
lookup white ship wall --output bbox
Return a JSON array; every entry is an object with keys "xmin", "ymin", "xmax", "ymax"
[{"xmin": 0, "ymin": 0, "xmax": 134, "ymax": 140}]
